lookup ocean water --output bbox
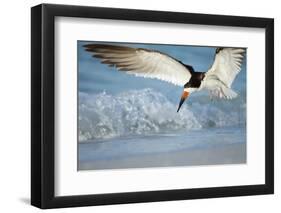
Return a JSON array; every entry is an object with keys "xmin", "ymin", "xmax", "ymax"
[
  {"xmin": 78, "ymin": 89, "xmax": 246, "ymax": 170},
  {"xmin": 79, "ymin": 88, "xmax": 246, "ymax": 142}
]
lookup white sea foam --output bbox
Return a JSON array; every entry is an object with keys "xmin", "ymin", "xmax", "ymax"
[{"xmin": 79, "ymin": 88, "xmax": 246, "ymax": 142}]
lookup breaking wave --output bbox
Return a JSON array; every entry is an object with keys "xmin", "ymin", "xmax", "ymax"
[{"xmin": 79, "ymin": 88, "xmax": 246, "ymax": 142}]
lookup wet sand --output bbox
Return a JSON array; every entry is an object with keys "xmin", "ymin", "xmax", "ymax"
[{"xmin": 79, "ymin": 143, "xmax": 246, "ymax": 170}]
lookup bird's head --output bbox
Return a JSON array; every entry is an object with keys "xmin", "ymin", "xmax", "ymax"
[{"xmin": 177, "ymin": 88, "xmax": 191, "ymax": 112}]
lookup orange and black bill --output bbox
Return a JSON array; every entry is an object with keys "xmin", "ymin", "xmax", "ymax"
[{"xmin": 177, "ymin": 91, "xmax": 189, "ymax": 112}]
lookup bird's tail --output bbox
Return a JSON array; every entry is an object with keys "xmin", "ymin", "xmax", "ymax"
[{"xmin": 222, "ymin": 87, "xmax": 238, "ymax": 99}]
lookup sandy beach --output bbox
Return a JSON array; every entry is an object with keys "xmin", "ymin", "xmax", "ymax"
[
  {"xmin": 79, "ymin": 143, "xmax": 246, "ymax": 170},
  {"xmin": 78, "ymin": 127, "xmax": 246, "ymax": 170}
]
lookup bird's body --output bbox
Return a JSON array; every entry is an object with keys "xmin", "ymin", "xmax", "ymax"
[{"xmin": 84, "ymin": 44, "xmax": 245, "ymax": 112}]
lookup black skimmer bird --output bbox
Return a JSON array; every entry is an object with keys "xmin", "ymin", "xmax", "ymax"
[{"xmin": 84, "ymin": 44, "xmax": 245, "ymax": 112}]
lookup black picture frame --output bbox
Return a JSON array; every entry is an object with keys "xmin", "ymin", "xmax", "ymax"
[{"xmin": 31, "ymin": 3, "xmax": 274, "ymax": 209}]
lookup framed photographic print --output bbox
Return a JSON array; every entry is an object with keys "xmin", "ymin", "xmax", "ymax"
[{"xmin": 31, "ymin": 3, "xmax": 274, "ymax": 209}]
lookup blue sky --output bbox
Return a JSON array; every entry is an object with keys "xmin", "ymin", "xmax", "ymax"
[{"xmin": 78, "ymin": 41, "xmax": 246, "ymax": 103}]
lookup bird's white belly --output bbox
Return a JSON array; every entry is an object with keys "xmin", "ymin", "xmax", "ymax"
[
  {"xmin": 201, "ymin": 78, "xmax": 223, "ymax": 91},
  {"xmin": 201, "ymin": 78, "xmax": 237, "ymax": 99}
]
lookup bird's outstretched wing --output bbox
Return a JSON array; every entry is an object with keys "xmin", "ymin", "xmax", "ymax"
[
  {"xmin": 84, "ymin": 44, "xmax": 193, "ymax": 86},
  {"xmin": 206, "ymin": 47, "xmax": 246, "ymax": 88}
]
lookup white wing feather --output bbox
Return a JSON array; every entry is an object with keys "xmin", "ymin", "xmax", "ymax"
[
  {"xmin": 84, "ymin": 44, "xmax": 192, "ymax": 86},
  {"xmin": 203, "ymin": 48, "xmax": 245, "ymax": 99},
  {"xmin": 206, "ymin": 48, "xmax": 245, "ymax": 87}
]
